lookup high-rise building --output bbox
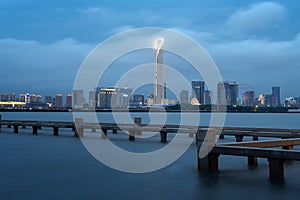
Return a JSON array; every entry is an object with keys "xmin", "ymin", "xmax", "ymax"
[
  {"xmin": 25, "ymin": 93, "xmax": 30, "ymax": 104},
  {"xmin": 154, "ymin": 37, "xmax": 165, "ymax": 104},
  {"xmin": 0, "ymin": 93, "xmax": 9, "ymax": 102},
  {"xmin": 88, "ymin": 91, "xmax": 96, "ymax": 107},
  {"xmin": 180, "ymin": 90, "xmax": 189, "ymax": 104},
  {"xmin": 192, "ymin": 81, "xmax": 204, "ymax": 104},
  {"xmin": 217, "ymin": 81, "xmax": 238, "ymax": 106},
  {"xmin": 9, "ymin": 93, "xmax": 16, "ymax": 102},
  {"xmin": 29, "ymin": 94, "xmax": 37, "ymax": 103},
  {"xmin": 45, "ymin": 96, "xmax": 52, "ymax": 104},
  {"xmin": 55, "ymin": 94, "xmax": 63, "ymax": 108},
  {"xmin": 96, "ymin": 87, "xmax": 118, "ymax": 109},
  {"xmin": 73, "ymin": 90, "xmax": 85, "ymax": 108},
  {"xmin": 36, "ymin": 95, "xmax": 42, "ymax": 103},
  {"xmin": 119, "ymin": 87, "xmax": 133, "ymax": 108},
  {"xmin": 204, "ymin": 90, "xmax": 212, "ymax": 105},
  {"xmin": 131, "ymin": 94, "xmax": 144, "ymax": 107},
  {"xmin": 272, "ymin": 86, "xmax": 280, "ymax": 106},
  {"xmin": 284, "ymin": 97, "xmax": 297, "ymax": 108},
  {"xmin": 265, "ymin": 94, "xmax": 276, "ymax": 107},
  {"xmin": 146, "ymin": 94, "xmax": 154, "ymax": 106},
  {"xmin": 65, "ymin": 94, "xmax": 72, "ymax": 108},
  {"xmin": 242, "ymin": 91, "xmax": 255, "ymax": 106},
  {"xmin": 19, "ymin": 94, "xmax": 26, "ymax": 102}
]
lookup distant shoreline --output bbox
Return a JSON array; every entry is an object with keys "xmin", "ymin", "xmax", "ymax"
[{"xmin": 0, "ymin": 109, "xmax": 299, "ymax": 113}]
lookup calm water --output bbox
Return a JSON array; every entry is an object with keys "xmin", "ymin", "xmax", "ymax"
[{"xmin": 0, "ymin": 112, "xmax": 300, "ymax": 200}]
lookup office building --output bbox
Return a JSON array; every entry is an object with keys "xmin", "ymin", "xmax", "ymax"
[
  {"xmin": 45, "ymin": 96, "xmax": 52, "ymax": 104},
  {"xmin": 217, "ymin": 81, "xmax": 238, "ymax": 106},
  {"xmin": 19, "ymin": 94, "xmax": 26, "ymax": 102},
  {"xmin": 242, "ymin": 91, "xmax": 255, "ymax": 106},
  {"xmin": 265, "ymin": 94, "xmax": 276, "ymax": 107},
  {"xmin": 73, "ymin": 90, "xmax": 85, "ymax": 108},
  {"xmin": 192, "ymin": 81, "xmax": 204, "ymax": 104},
  {"xmin": 0, "ymin": 93, "xmax": 9, "ymax": 102},
  {"xmin": 272, "ymin": 87, "xmax": 281, "ymax": 106},
  {"xmin": 180, "ymin": 90, "xmax": 189, "ymax": 104},
  {"xmin": 65, "ymin": 94, "xmax": 72, "ymax": 108},
  {"xmin": 204, "ymin": 90, "xmax": 212, "ymax": 105},
  {"xmin": 55, "ymin": 94, "xmax": 63, "ymax": 108},
  {"xmin": 9, "ymin": 93, "xmax": 16, "ymax": 102},
  {"xmin": 131, "ymin": 94, "xmax": 144, "ymax": 107}
]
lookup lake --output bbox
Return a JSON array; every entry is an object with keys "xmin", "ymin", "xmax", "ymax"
[{"xmin": 0, "ymin": 112, "xmax": 300, "ymax": 200}]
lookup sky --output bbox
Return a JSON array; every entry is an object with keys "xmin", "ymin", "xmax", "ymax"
[{"xmin": 0, "ymin": 0, "xmax": 300, "ymax": 100}]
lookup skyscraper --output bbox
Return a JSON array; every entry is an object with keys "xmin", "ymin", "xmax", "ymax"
[
  {"xmin": 191, "ymin": 81, "xmax": 205, "ymax": 104},
  {"xmin": 272, "ymin": 86, "xmax": 280, "ymax": 106},
  {"xmin": 65, "ymin": 94, "xmax": 72, "ymax": 108},
  {"xmin": 73, "ymin": 90, "xmax": 85, "ymax": 108},
  {"xmin": 154, "ymin": 37, "xmax": 165, "ymax": 104},
  {"xmin": 204, "ymin": 90, "xmax": 212, "ymax": 105},
  {"xmin": 55, "ymin": 94, "xmax": 63, "ymax": 108},
  {"xmin": 242, "ymin": 91, "xmax": 255, "ymax": 106},
  {"xmin": 180, "ymin": 90, "xmax": 189, "ymax": 104},
  {"xmin": 217, "ymin": 81, "xmax": 238, "ymax": 106}
]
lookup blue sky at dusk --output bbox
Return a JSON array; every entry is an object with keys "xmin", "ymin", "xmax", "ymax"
[{"xmin": 0, "ymin": 0, "xmax": 299, "ymax": 99}]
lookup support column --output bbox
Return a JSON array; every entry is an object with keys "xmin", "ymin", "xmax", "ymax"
[
  {"xmin": 235, "ymin": 135, "xmax": 244, "ymax": 142},
  {"xmin": 7, "ymin": 124, "xmax": 11, "ymax": 128},
  {"xmin": 219, "ymin": 133, "xmax": 224, "ymax": 139},
  {"xmin": 134, "ymin": 117, "xmax": 142, "ymax": 136},
  {"xmin": 101, "ymin": 128, "xmax": 107, "ymax": 139},
  {"xmin": 248, "ymin": 156, "xmax": 258, "ymax": 167},
  {"xmin": 160, "ymin": 131, "xmax": 167, "ymax": 143},
  {"xmin": 129, "ymin": 130, "xmax": 135, "ymax": 141},
  {"xmin": 32, "ymin": 126, "xmax": 38, "ymax": 135},
  {"xmin": 268, "ymin": 158, "xmax": 284, "ymax": 181},
  {"xmin": 253, "ymin": 135, "xmax": 259, "ymax": 141},
  {"xmin": 283, "ymin": 145, "xmax": 294, "ymax": 150},
  {"xmin": 74, "ymin": 118, "xmax": 84, "ymax": 137},
  {"xmin": 197, "ymin": 153, "xmax": 219, "ymax": 173},
  {"xmin": 13, "ymin": 125, "xmax": 18, "ymax": 134},
  {"xmin": 53, "ymin": 127, "xmax": 59, "ymax": 136}
]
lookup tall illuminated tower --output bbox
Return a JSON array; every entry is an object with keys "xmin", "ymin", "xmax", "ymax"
[{"xmin": 154, "ymin": 37, "xmax": 165, "ymax": 104}]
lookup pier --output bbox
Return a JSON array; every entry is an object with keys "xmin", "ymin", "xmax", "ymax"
[{"xmin": 1, "ymin": 115, "xmax": 300, "ymax": 181}]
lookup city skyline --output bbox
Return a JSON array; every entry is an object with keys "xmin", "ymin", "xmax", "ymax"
[
  {"xmin": 0, "ymin": 1, "xmax": 299, "ymax": 99},
  {"xmin": 1, "ymin": 81, "xmax": 299, "ymax": 109}
]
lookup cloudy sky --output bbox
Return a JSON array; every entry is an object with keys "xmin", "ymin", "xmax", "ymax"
[{"xmin": 0, "ymin": 0, "xmax": 299, "ymax": 100}]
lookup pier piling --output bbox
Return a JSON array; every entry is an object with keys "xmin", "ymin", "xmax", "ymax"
[
  {"xmin": 268, "ymin": 158, "xmax": 284, "ymax": 181},
  {"xmin": 13, "ymin": 125, "xmax": 18, "ymax": 134},
  {"xmin": 74, "ymin": 118, "xmax": 84, "ymax": 137},
  {"xmin": 53, "ymin": 127, "xmax": 59, "ymax": 136}
]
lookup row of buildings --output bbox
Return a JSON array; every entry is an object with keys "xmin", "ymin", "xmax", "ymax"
[
  {"xmin": 0, "ymin": 93, "xmax": 72, "ymax": 108},
  {"xmin": 1, "ymin": 82, "xmax": 299, "ymax": 109}
]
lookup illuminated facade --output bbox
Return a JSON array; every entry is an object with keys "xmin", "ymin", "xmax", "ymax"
[{"xmin": 154, "ymin": 37, "xmax": 165, "ymax": 104}]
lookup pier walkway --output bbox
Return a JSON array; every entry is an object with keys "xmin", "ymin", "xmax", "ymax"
[{"xmin": 1, "ymin": 115, "xmax": 300, "ymax": 181}]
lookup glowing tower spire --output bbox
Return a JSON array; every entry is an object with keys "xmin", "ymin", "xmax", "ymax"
[{"xmin": 153, "ymin": 37, "xmax": 165, "ymax": 104}]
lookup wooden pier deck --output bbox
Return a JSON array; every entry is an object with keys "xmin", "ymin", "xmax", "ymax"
[{"xmin": 1, "ymin": 115, "xmax": 300, "ymax": 181}]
